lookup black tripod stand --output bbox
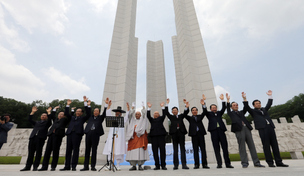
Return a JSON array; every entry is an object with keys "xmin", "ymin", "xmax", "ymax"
[{"xmin": 99, "ymin": 116, "xmax": 124, "ymax": 172}]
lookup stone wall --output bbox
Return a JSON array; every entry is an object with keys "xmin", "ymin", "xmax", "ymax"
[{"xmin": 1, "ymin": 115, "xmax": 303, "ymax": 164}]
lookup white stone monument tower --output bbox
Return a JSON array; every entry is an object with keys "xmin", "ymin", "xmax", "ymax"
[
  {"xmin": 146, "ymin": 40, "xmax": 168, "ymax": 131},
  {"xmin": 98, "ymin": 0, "xmax": 138, "ymax": 164}
]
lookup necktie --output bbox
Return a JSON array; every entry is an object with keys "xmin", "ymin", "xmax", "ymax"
[
  {"xmin": 194, "ymin": 116, "xmax": 199, "ymax": 131},
  {"xmin": 215, "ymin": 113, "xmax": 220, "ymax": 127},
  {"xmin": 176, "ymin": 115, "xmax": 179, "ymax": 129}
]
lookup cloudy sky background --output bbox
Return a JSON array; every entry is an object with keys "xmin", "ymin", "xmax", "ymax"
[{"xmin": 0, "ymin": 0, "xmax": 303, "ymax": 110}]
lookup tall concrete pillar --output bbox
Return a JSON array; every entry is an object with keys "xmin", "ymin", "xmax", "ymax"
[
  {"xmin": 146, "ymin": 40, "xmax": 168, "ymax": 132},
  {"xmin": 172, "ymin": 0, "xmax": 218, "ymax": 162},
  {"xmin": 98, "ymin": 0, "xmax": 138, "ymax": 164}
]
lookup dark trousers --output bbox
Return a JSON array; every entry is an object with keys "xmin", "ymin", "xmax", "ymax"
[
  {"xmin": 0, "ymin": 143, "xmax": 3, "ymax": 150},
  {"xmin": 25, "ymin": 136, "xmax": 46, "ymax": 169},
  {"xmin": 64, "ymin": 132, "xmax": 82, "ymax": 169},
  {"xmin": 41, "ymin": 134, "xmax": 63, "ymax": 169},
  {"xmin": 210, "ymin": 128, "xmax": 231, "ymax": 166},
  {"xmin": 171, "ymin": 130, "xmax": 186, "ymax": 167},
  {"xmin": 84, "ymin": 131, "xmax": 100, "ymax": 168},
  {"xmin": 191, "ymin": 133, "xmax": 207, "ymax": 166},
  {"xmin": 151, "ymin": 135, "xmax": 166, "ymax": 168},
  {"xmin": 258, "ymin": 124, "xmax": 283, "ymax": 165}
]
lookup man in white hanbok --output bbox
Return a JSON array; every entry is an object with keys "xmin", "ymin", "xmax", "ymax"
[
  {"xmin": 125, "ymin": 103, "xmax": 149, "ymax": 171},
  {"xmin": 102, "ymin": 102, "xmax": 130, "ymax": 171}
]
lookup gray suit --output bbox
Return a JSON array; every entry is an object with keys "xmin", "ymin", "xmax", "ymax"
[{"xmin": 0, "ymin": 122, "xmax": 13, "ymax": 149}]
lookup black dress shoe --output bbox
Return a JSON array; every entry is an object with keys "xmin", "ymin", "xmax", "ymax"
[
  {"xmin": 254, "ymin": 164, "xmax": 265, "ymax": 168},
  {"xmin": 138, "ymin": 165, "xmax": 144, "ymax": 171},
  {"xmin": 38, "ymin": 167, "xmax": 48, "ymax": 171},
  {"xmin": 154, "ymin": 167, "xmax": 160, "ymax": 170},
  {"xmin": 20, "ymin": 167, "xmax": 31, "ymax": 171},
  {"xmin": 32, "ymin": 167, "xmax": 38, "ymax": 171},
  {"xmin": 80, "ymin": 167, "xmax": 89, "ymax": 171},
  {"xmin": 50, "ymin": 168, "xmax": 56, "ymax": 171},
  {"xmin": 162, "ymin": 167, "xmax": 167, "ymax": 170},
  {"xmin": 173, "ymin": 166, "xmax": 178, "ymax": 170},
  {"xmin": 226, "ymin": 165, "xmax": 234, "ymax": 168},
  {"xmin": 242, "ymin": 165, "xmax": 248, "ymax": 168},
  {"xmin": 277, "ymin": 163, "xmax": 289, "ymax": 167},
  {"xmin": 60, "ymin": 167, "xmax": 71, "ymax": 171},
  {"xmin": 129, "ymin": 166, "xmax": 137, "ymax": 171},
  {"xmin": 268, "ymin": 164, "xmax": 276, "ymax": 167},
  {"xmin": 72, "ymin": 168, "xmax": 76, "ymax": 171},
  {"xmin": 217, "ymin": 165, "xmax": 222, "ymax": 169},
  {"xmin": 182, "ymin": 165, "xmax": 189, "ymax": 169},
  {"xmin": 203, "ymin": 165, "xmax": 210, "ymax": 169},
  {"xmin": 91, "ymin": 167, "xmax": 97, "ymax": 171},
  {"xmin": 193, "ymin": 165, "xmax": 199, "ymax": 169}
]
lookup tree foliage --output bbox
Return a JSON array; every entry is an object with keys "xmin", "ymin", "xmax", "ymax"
[{"xmin": 0, "ymin": 96, "xmax": 101, "ymax": 128}]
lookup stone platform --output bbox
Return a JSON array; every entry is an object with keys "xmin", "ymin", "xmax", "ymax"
[{"xmin": 1, "ymin": 159, "xmax": 303, "ymax": 176}]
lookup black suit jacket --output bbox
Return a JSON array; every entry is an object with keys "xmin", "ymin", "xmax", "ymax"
[
  {"xmin": 204, "ymin": 101, "xmax": 227, "ymax": 132},
  {"xmin": 147, "ymin": 109, "xmax": 167, "ymax": 137},
  {"xmin": 65, "ymin": 106, "xmax": 91, "ymax": 136},
  {"xmin": 47, "ymin": 110, "xmax": 72, "ymax": 137},
  {"xmin": 243, "ymin": 99, "xmax": 275, "ymax": 130},
  {"xmin": 29, "ymin": 113, "xmax": 53, "ymax": 140},
  {"xmin": 185, "ymin": 105, "xmax": 207, "ymax": 136},
  {"xmin": 164, "ymin": 106, "xmax": 189, "ymax": 135},
  {"xmin": 84, "ymin": 107, "xmax": 107, "ymax": 136},
  {"xmin": 227, "ymin": 102, "xmax": 253, "ymax": 133}
]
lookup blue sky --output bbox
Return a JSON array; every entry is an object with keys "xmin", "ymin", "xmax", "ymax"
[{"xmin": 0, "ymin": 0, "xmax": 303, "ymax": 110}]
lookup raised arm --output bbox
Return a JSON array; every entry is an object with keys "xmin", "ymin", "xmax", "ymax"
[
  {"xmin": 100, "ymin": 98, "xmax": 110, "ymax": 118},
  {"xmin": 242, "ymin": 92, "xmax": 253, "ymax": 114},
  {"xmin": 28, "ymin": 106, "xmax": 37, "ymax": 126},
  {"xmin": 141, "ymin": 102, "xmax": 146, "ymax": 119},
  {"xmin": 164, "ymin": 98, "xmax": 172, "ymax": 120},
  {"xmin": 226, "ymin": 93, "xmax": 232, "ymax": 116},
  {"xmin": 219, "ymin": 94, "xmax": 226, "ymax": 115},
  {"xmin": 46, "ymin": 107, "xmax": 53, "ymax": 125},
  {"xmin": 147, "ymin": 102, "xmax": 153, "ymax": 121},
  {"xmin": 200, "ymin": 94, "xmax": 208, "ymax": 116},
  {"xmin": 265, "ymin": 90, "xmax": 273, "ymax": 111},
  {"xmin": 64, "ymin": 99, "xmax": 72, "ymax": 119}
]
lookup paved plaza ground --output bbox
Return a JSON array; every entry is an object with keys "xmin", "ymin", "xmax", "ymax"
[{"xmin": 0, "ymin": 159, "xmax": 303, "ymax": 176}]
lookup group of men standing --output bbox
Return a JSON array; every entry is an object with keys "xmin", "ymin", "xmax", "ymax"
[{"xmin": 17, "ymin": 90, "xmax": 288, "ymax": 172}]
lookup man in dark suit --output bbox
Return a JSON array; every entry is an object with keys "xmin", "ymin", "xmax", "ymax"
[
  {"xmin": 60, "ymin": 96, "xmax": 91, "ymax": 171},
  {"xmin": 38, "ymin": 106, "xmax": 72, "ymax": 171},
  {"xmin": 164, "ymin": 98, "xmax": 189, "ymax": 170},
  {"xmin": 202, "ymin": 94, "xmax": 233, "ymax": 169},
  {"xmin": 0, "ymin": 114, "xmax": 14, "ymax": 150},
  {"xmin": 80, "ymin": 98, "xmax": 109, "ymax": 171},
  {"xmin": 147, "ymin": 102, "xmax": 167, "ymax": 170},
  {"xmin": 184, "ymin": 99, "xmax": 209, "ymax": 169},
  {"xmin": 20, "ymin": 106, "xmax": 53, "ymax": 171},
  {"xmin": 226, "ymin": 93, "xmax": 264, "ymax": 168},
  {"xmin": 243, "ymin": 90, "xmax": 288, "ymax": 167}
]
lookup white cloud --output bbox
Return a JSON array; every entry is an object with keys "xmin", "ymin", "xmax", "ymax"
[
  {"xmin": 60, "ymin": 37, "xmax": 75, "ymax": 46},
  {"xmin": 0, "ymin": 46, "xmax": 48, "ymax": 102},
  {"xmin": 194, "ymin": 0, "xmax": 304, "ymax": 40},
  {"xmin": 0, "ymin": 5, "xmax": 30, "ymax": 52},
  {"xmin": 87, "ymin": 0, "xmax": 117, "ymax": 13},
  {"xmin": 45, "ymin": 67, "xmax": 90, "ymax": 94},
  {"xmin": 0, "ymin": 0, "xmax": 69, "ymax": 35}
]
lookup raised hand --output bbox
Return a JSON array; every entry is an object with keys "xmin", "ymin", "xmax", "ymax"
[
  {"xmin": 202, "ymin": 94, "xmax": 206, "ymax": 101},
  {"xmin": 160, "ymin": 102, "xmax": 165, "ymax": 107},
  {"xmin": 167, "ymin": 98, "xmax": 170, "ymax": 104},
  {"xmin": 147, "ymin": 102, "xmax": 152, "ymax": 108},
  {"xmin": 185, "ymin": 101, "xmax": 190, "ymax": 108},
  {"xmin": 54, "ymin": 106, "xmax": 60, "ymax": 110},
  {"xmin": 219, "ymin": 94, "xmax": 224, "ymax": 100},
  {"xmin": 32, "ymin": 106, "xmax": 38, "ymax": 113},
  {"xmin": 183, "ymin": 99, "xmax": 187, "ymax": 104},
  {"xmin": 88, "ymin": 100, "xmax": 91, "ymax": 106},
  {"xmin": 83, "ymin": 96, "xmax": 88, "ymax": 102},
  {"xmin": 266, "ymin": 90, "xmax": 272, "ymax": 96},
  {"xmin": 104, "ymin": 97, "xmax": 109, "ymax": 104},
  {"xmin": 142, "ymin": 101, "xmax": 145, "ymax": 109},
  {"xmin": 242, "ymin": 92, "xmax": 247, "ymax": 101},
  {"xmin": 226, "ymin": 93, "xmax": 230, "ymax": 103},
  {"xmin": 71, "ymin": 107, "xmax": 76, "ymax": 111},
  {"xmin": 200, "ymin": 99, "xmax": 205, "ymax": 105},
  {"xmin": 67, "ymin": 99, "xmax": 72, "ymax": 105},
  {"xmin": 46, "ymin": 107, "xmax": 52, "ymax": 114},
  {"xmin": 126, "ymin": 102, "xmax": 130, "ymax": 111}
]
